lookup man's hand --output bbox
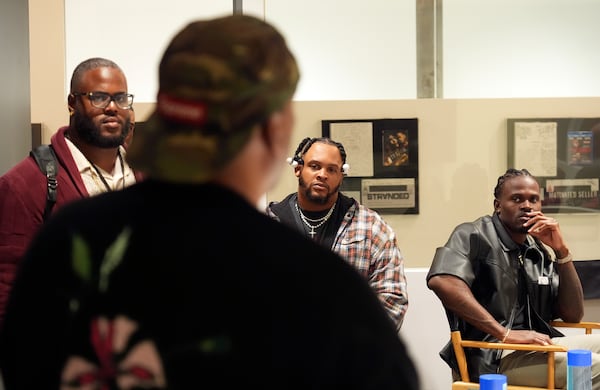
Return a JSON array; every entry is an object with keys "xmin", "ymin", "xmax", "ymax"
[
  {"xmin": 523, "ymin": 211, "xmax": 568, "ymax": 256},
  {"xmin": 503, "ymin": 329, "xmax": 552, "ymax": 345}
]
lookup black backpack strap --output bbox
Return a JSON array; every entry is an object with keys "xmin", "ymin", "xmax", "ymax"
[{"xmin": 30, "ymin": 145, "xmax": 59, "ymax": 221}]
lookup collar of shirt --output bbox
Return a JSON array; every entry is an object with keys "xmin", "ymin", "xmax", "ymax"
[{"xmin": 65, "ymin": 137, "xmax": 135, "ymax": 195}]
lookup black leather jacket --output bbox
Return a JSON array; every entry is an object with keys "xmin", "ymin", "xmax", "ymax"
[{"xmin": 426, "ymin": 213, "xmax": 563, "ymax": 380}]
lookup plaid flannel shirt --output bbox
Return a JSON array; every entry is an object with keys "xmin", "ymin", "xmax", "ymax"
[{"xmin": 333, "ymin": 200, "xmax": 408, "ymax": 330}]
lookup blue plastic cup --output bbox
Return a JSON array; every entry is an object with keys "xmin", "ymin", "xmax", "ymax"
[
  {"xmin": 567, "ymin": 349, "xmax": 592, "ymax": 390},
  {"xmin": 480, "ymin": 373, "xmax": 507, "ymax": 390}
]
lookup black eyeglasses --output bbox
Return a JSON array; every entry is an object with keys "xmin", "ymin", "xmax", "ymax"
[{"xmin": 72, "ymin": 92, "xmax": 134, "ymax": 110}]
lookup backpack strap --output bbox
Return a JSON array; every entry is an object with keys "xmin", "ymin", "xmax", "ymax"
[{"xmin": 30, "ymin": 145, "xmax": 59, "ymax": 221}]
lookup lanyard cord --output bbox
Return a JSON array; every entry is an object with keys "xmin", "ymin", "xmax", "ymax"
[{"xmin": 87, "ymin": 150, "xmax": 125, "ymax": 192}]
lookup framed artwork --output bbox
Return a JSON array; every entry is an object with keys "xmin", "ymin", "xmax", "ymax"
[
  {"xmin": 507, "ymin": 117, "xmax": 600, "ymax": 214},
  {"xmin": 322, "ymin": 118, "xmax": 419, "ymax": 214}
]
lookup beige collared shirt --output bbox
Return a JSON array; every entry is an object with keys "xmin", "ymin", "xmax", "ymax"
[{"xmin": 65, "ymin": 138, "xmax": 136, "ymax": 196}]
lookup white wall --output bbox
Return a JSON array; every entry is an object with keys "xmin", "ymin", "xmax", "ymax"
[
  {"xmin": 62, "ymin": 1, "xmax": 600, "ymax": 102},
  {"xmin": 261, "ymin": 0, "xmax": 416, "ymax": 101},
  {"xmin": 402, "ymin": 268, "xmax": 452, "ymax": 390},
  {"xmin": 64, "ymin": 1, "xmax": 417, "ymax": 102},
  {"xmin": 444, "ymin": 0, "xmax": 600, "ymax": 98},
  {"xmin": 64, "ymin": 0, "xmax": 233, "ymax": 103}
]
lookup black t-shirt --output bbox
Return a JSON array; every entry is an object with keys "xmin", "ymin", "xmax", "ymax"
[
  {"xmin": 0, "ymin": 180, "xmax": 419, "ymax": 389},
  {"xmin": 269, "ymin": 192, "xmax": 354, "ymax": 249}
]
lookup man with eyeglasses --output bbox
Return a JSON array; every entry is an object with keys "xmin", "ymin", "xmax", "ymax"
[{"xmin": 0, "ymin": 57, "xmax": 142, "ymax": 328}]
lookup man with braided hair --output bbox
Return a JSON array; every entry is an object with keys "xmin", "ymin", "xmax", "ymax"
[
  {"xmin": 427, "ymin": 168, "xmax": 600, "ymax": 388},
  {"xmin": 266, "ymin": 137, "xmax": 409, "ymax": 331}
]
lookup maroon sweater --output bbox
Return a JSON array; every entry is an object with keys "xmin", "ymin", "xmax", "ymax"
[{"xmin": 0, "ymin": 126, "xmax": 141, "ymax": 326}]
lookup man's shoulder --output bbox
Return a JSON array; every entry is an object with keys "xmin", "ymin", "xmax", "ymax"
[
  {"xmin": 266, "ymin": 193, "xmax": 295, "ymax": 215},
  {"xmin": 1, "ymin": 126, "xmax": 71, "ymax": 185},
  {"xmin": 477, "ymin": 214, "xmax": 493, "ymax": 223},
  {"xmin": 269, "ymin": 193, "xmax": 295, "ymax": 206},
  {"xmin": 0, "ymin": 154, "xmax": 43, "ymax": 185},
  {"xmin": 447, "ymin": 215, "xmax": 503, "ymax": 248},
  {"xmin": 451, "ymin": 215, "xmax": 493, "ymax": 232},
  {"xmin": 352, "ymin": 201, "xmax": 390, "ymax": 225}
]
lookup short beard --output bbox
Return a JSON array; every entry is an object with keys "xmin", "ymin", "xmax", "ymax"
[
  {"xmin": 298, "ymin": 176, "xmax": 340, "ymax": 205},
  {"xmin": 73, "ymin": 111, "xmax": 130, "ymax": 148}
]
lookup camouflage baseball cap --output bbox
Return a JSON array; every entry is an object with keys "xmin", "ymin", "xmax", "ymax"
[{"xmin": 127, "ymin": 14, "xmax": 300, "ymax": 182}]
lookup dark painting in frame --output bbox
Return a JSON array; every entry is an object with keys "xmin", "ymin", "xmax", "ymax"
[{"xmin": 322, "ymin": 118, "xmax": 419, "ymax": 214}]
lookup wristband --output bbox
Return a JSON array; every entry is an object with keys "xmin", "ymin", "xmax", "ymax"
[
  {"xmin": 501, "ymin": 328, "xmax": 511, "ymax": 343},
  {"xmin": 556, "ymin": 251, "xmax": 573, "ymax": 264}
]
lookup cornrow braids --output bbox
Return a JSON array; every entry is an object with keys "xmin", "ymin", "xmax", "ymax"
[
  {"xmin": 493, "ymin": 168, "xmax": 535, "ymax": 199},
  {"xmin": 290, "ymin": 137, "xmax": 347, "ymax": 166}
]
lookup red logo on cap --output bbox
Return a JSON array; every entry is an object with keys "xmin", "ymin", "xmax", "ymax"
[{"xmin": 156, "ymin": 93, "xmax": 207, "ymax": 126}]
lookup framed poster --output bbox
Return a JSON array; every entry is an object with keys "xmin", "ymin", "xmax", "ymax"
[
  {"xmin": 507, "ymin": 117, "xmax": 600, "ymax": 214},
  {"xmin": 322, "ymin": 118, "xmax": 419, "ymax": 214}
]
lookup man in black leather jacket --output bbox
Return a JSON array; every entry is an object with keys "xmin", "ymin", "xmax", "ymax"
[{"xmin": 427, "ymin": 168, "xmax": 600, "ymax": 389}]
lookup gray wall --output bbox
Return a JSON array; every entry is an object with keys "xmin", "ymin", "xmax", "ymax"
[{"xmin": 0, "ymin": 0, "xmax": 31, "ymax": 175}]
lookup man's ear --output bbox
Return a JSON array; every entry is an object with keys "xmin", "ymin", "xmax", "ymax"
[
  {"xmin": 493, "ymin": 199, "xmax": 500, "ymax": 213},
  {"xmin": 67, "ymin": 94, "xmax": 76, "ymax": 115}
]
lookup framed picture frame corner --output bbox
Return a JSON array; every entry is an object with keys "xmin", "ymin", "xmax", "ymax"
[{"xmin": 322, "ymin": 118, "xmax": 420, "ymax": 215}]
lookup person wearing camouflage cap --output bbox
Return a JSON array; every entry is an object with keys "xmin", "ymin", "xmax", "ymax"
[
  {"xmin": 127, "ymin": 14, "xmax": 301, "ymax": 187},
  {"xmin": 0, "ymin": 14, "xmax": 420, "ymax": 389}
]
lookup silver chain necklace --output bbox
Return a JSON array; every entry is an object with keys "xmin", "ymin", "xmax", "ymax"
[{"xmin": 295, "ymin": 202, "xmax": 336, "ymax": 238}]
